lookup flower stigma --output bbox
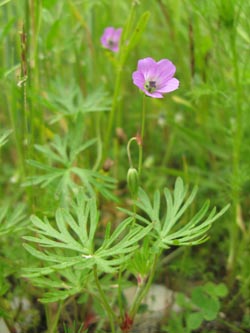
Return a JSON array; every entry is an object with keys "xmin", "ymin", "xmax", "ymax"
[
  {"xmin": 108, "ymin": 40, "xmax": 115, "ymax": 48},
  {"xmin": 144, "ymin": 80, "xmax": 157, "ymax": 93}
]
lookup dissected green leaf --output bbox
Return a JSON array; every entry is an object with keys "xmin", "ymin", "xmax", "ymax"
[
  {"xmin": 23, "ymin": 191, "xmax": 153, "ymax": 301},
  {"xmin": 0, "ymin": 202, "xmax": 27, "ymax": 236},
  {"xmin": 24, "ymin": 135, "xmax": 117, "ymax": 202},
  {"xmin": 40, "ymin": 79, "xmax": 111, "ymax": 123},
  {"xmin": 131, "ymin": 177, "xmax": 230, "ymax": 248}
]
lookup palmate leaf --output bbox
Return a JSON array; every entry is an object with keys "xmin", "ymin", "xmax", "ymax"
[
  {"xmin": 40, "ymin": 79, "xmax": 111, "ymax": 123},
  {"xmin": 23, "ymin": 135, "xmax": 117, "ymax": 201},
  {"xmin": 0, "ymin": 202, "xmax": 27, "ymax": 236},
  {"xmin": 33, "ymin": 136, "xmax": 97, "ymax": 167},
  {"xmin": 23, "ymin": 195, "xmax": 99, "ymax": 258},
  {"xmin": 24, "ymin": 266, "xmax": 92, "ymax": 303},
  {"xmin": 97, "ymin": 220, "xmax": 152, "ymax": 258},
  {"xmin": 124, "ymin": 178, "xmax": 230, "ymax": 249},
  {"xmin": 71, "ymin": 167, "xmax": 117, "ymax": 201},
  {"xmin": 23, "ymin": 190, "xmax": 152, "ymax": 284}
]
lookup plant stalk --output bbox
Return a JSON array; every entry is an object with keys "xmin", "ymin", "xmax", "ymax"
[
  {"xmin": 129, "ymin": 253, "xmax": 159, "ymax": 319},
  {"xmin": 45, "ymin": 301, "xmax": 63, "ymax": 333},
  {"xmin": 138, "ymin": 94, "xmax": 146, "ymax": 176},
  {"xmin": 227, "ymin": 25, "xmax": 243, "ymax": 281},
  {"xmin": 93, "ymin": 266, "xmax": 116, "ymax": 333}
]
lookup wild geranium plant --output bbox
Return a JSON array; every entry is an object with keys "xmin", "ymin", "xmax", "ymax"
[
  {"xmin": 22, "ymin": 39, "xmax": 230, "ymax": 331},
  {"xmin": 3, "ymin": 1, "xmax": 250, "ymax": 332},
  {"xmin": 23, "ymin": 178, "xmax": 229, "ymax": 332}
]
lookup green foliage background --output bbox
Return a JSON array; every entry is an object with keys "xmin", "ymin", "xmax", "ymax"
[{"xmin": 0, "ymin": 0, "xmax": 250, "ymax": 332}]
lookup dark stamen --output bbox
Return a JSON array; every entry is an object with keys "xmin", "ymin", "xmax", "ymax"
[
  {"xmin": 145, "ymin": 80, "xmax": 157, "ymax": 93},
  {"xmin": 149, "ymin": 81, "xmax": 156, "ymax": 88},
  {"xmin": 108, "ymin": 40, "xmax": 115, "ymax": 47}
]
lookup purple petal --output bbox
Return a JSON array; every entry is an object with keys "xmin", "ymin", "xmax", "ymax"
[
  {"xmin": 157, "ymin": 59, "xmax": 176, "ymax": 76},
  {"xmin": 132, "ymin": 74, "xmax": 163, "ymax": 98},
  {"xmin": 157, "ymin": 78, "xmax": 179, "ymax": 93},
  {"xmin": 137, "ymin": 58, "xmax": 157, "ymax": 80},
  {"xmin": 144, "ymin": 90, "xmax": 163, "ymax": 98},
  {"xmin": 155, "ymin": 60, "xmax": 176, "ymax": 88},
  {"xmin": 132, "ymin": 71, "xmax": 145, "ymax": 89},
  {"xmin": 132, "ymin": 57, "xmax": 179, "ymax": 98},
  {"xmin": 100, "ymin": 27, "xmax": 122, "ymax": 52},
  {"xmin": 104, "ymin": 27, "xmax": 115, "ymax": 38},
  {"xmin": 110, "ymin": 44, "xmax": 119, "ymax": 52},
  {"xmin": 112, "ymin": 28, "xmax": 122, "ymax": 42},
  {"xmin": 101, "ymin": 27, "xmax": 114, "ymax": 45}
]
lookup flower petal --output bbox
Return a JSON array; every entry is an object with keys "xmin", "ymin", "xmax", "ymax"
[
  {"xmin": 132, "ymin": 71, "xmax": 145, "ymax": 90},
  {"xmin": 144, "ymin": 90, "xmax": 163, "ymax": 98},
  {"xmin": 157, "ymin": 78, "xmax": 179, "ymax": 93},
  {"xmin": 100, "ymin": 27, "xmax": 122, "ymax": 52},
  {"xmin": 132, "ymin": 57, "xmax": 179, "ymax": 98},
  {"xmin": 156, "ymin": 60, "xmax": 176, "ymax": 87},
  {"xmin": 112, "ymin": 28, "xmax": 122, "ymax": 42},
  {"xmin": 101, "ymin": 27, "xmax": 114, "ymax": 45},
  {"xmin": 157, "ymin": 59, "xmax": 176, "ymax": 76},
  {"xmin": 137, "ymin": 58, "xmax": 157, "ymax": 80}
]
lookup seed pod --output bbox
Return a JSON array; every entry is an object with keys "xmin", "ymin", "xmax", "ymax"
[{"xmin": 127, "ymin": 167, "xmax": 139, "ymax": 198}]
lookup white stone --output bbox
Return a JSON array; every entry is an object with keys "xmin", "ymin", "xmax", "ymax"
[
  {"xmin": 0, "ymin": 318, "xmax": 10, "ymax": 333},
  {"xmin": 123, "ymin": 284, "xmax": 175, "ymax": 332}
]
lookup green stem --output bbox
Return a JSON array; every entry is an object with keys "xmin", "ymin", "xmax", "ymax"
[
  {"xmin": 227, "ymin": 27, "xmax": 243, "ymax": 279},
  {"xmin": 138, "ymin": 94, "xmax": 146, "ymax": 176},
  {"xmin": 129, "ymin": 254, "xmax": 159, "ymax": 319},
  {"xmin": 127, "ymin": 137, "xmax": 138, "ymax": 168},
  {"xmin": 46, "ymin": 301, "xmax": 63, "ymax": 333},
  {"xmin": 103, "ymin": 1, "xmax": 139, "ymax": 159},
  {"xmin": 93, "ymin": 112, "xmax": 103, "ymax": 171},
  {"xmin": 8, "ymin": 87, "xmax": 26, "ymax": 179},
  {"xmin": 26, "ymin": 0, "xmax": 43, "ymax": 144},
  {"xmin": 103, "ymin": 67, "xmax": 122, "ymax": 158},
  {"xmin": 94, "ymin": 266, "xmax": 116, "ymax": 333},
  {"xmin": 117, "ymin": 267, "xmax": 126, "ymax": 320},
  {"xmin": 218, "ymin": 318, "xmax": 246, "ymax": 333},
  {"xmin": 160, "ymin": 247, "xmax": 185, "ymax": 266},
  {"xmin": 127, "ymin": 137, "xmax": 140, "ymax": 215}
]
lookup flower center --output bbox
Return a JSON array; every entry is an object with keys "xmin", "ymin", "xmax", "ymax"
[
  {"xmin": 108, "ymin": 39, "xmax": 116, "ymax": 47},
  {"xmin": 144, "ymin": 80, "xmax": 157, "ymax": 93}
]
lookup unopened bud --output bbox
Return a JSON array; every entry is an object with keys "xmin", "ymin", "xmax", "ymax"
[{"xmin": 127, "ymin": 167, "xmax": 139, "ymax": 198}]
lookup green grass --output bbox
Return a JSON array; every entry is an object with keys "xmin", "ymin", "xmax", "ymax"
[{"xmin": 1, "ymin": 0, "xmax": 250, "ymax": 332}]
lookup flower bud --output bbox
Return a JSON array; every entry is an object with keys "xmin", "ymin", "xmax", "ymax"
[{"xmin": 127, "ymin": 167, "xmax": 139, "ymax": 198}]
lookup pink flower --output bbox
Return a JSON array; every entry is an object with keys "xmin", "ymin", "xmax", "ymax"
[
  {"xmin": 132, "ymin": 57, "xmax": 179, "ymax": 98},
  {"xmin": 100, "ymin": 27, "xmax": 122, "ymax": 53}
]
